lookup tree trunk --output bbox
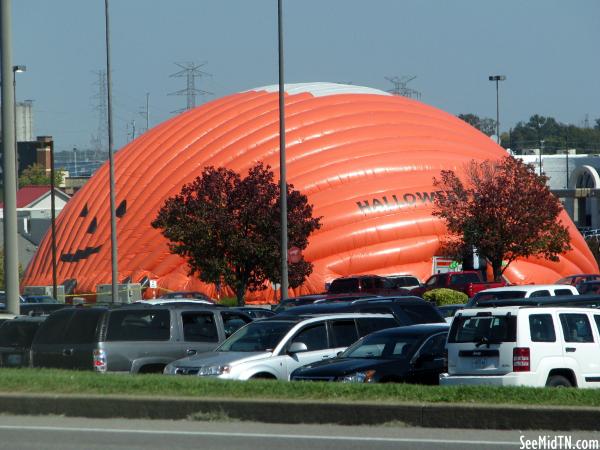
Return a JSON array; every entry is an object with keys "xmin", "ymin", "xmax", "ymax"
[
  {"xmin": 491, "ymin": 259, "xmax": 503, "ymax": 282},
  {"xmin": 235, "ymin": 284, "xmax": 245, "ymax": 306}
]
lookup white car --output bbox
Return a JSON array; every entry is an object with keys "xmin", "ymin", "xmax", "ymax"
[
  {"xmin": 440, "ymin": 305, "xmax": 600, "ymax": 388},
  {"xmin": 164, "ymin": 313, "xmax": 398, "ymax": 380},
  {"xmin": 467, "ymin": 284, "xmax": 579, "ymax": 307}
]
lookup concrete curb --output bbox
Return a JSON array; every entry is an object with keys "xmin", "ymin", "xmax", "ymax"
[{"xmin": 0, "ymin": 393, "xmax": 598, "ymax": 430}]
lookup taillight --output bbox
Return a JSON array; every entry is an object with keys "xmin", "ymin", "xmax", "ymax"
[
  {"xmin": 93, "ymin": 349, "xmax": 107, "ymax": 373},
  {"xmin": 513, "ymin": 347, "xmax": 530, "ymax": 372}
]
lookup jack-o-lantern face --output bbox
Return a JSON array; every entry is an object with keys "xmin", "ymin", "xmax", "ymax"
[{"xmin": 22, "ymin": 83, "xmax": 598, "ymax": 301}]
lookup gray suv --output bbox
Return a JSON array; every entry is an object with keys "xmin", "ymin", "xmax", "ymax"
[{"xmin": 31, "ymin": 304, "xmax": 253, "ymax": 373}]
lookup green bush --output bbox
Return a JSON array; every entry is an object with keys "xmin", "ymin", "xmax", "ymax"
[
  {"xmin": 423, "ymin": 288, "xmax": 468, "ymax": 306},
  {"xmin": 218, "ymin": 296, "xmax": 239, "ymax": 307}
]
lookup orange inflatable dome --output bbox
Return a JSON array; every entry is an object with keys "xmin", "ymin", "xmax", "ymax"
[{"xmin": 22, "ymin": 83, "xmax": 598, "ymax": 301}]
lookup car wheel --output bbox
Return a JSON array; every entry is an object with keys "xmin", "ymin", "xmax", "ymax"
[{"xmin": 545, "ymin": 375, "xmax": 572, "ymax": 387}]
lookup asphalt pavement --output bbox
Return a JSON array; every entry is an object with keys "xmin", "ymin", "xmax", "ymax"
[{"xmin": 1, "ymin": 415, "xmax": 600, "ymax": 450}]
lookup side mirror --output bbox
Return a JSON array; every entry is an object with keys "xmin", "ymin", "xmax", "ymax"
[
  {"xmin": 336, "ymin": 351, "xmax": 343, "ymax": 357},
  {"xmin": 288, "ymin": 342, "xmax": 308, "ymax": 354}
]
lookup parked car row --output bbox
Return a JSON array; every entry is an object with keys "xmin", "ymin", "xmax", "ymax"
[
  {"xmin": 4, "ymin": 277, "xmax": 600, "ymax": 389},
  {"xmin": 0, "ymin": 294, "xmax": 455, "ymax": 386}
]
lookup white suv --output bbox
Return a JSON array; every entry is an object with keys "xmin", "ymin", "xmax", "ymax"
[
  {"xmin": 164, "ymin": 313, "xmax": 398, "ymax": 380},
  {"xmin": 440, "ymin": 306, "xmax": 600, "ymax": 388},
  {"xmin": 467, "ymin": 284, "xmax": 579, "ymax": 307}
]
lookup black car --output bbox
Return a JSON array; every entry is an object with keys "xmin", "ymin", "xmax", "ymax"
[
  {"xmin": 0, "ymin": 315, "xmax": 47, "ymax": 367},
  {"xmin": 437, "ymin": 304, "xmax": 466, "ymax": 321},
  {"xmin": 231, "ymin": 307, "xmax": 276, "ymax": 319},
  {"xmin": 275, "ymin": 297, "xmax": 445, "ymax": 325},
  {"xmin": 290, "ymin": 323, "xmax": 449, "ymax": 384},
  {"xmin": 577, "ymin": 281, "xmax": 600, "ymax": 295},
  {"xmin": 272, "ymin": 293, "xmax": 379, "ymax": 312}
]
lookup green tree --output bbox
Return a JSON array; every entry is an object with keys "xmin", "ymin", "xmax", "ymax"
[
  {"xmin": 457, "ymin": 113, "xmax": 496, "ymax": 137},
  {"xmin": 19, "ymin": 163, "xmax": 64, "ymax": 187},
  {"xmin": 432, "ymin": 156, "xmax": 571, "ymax": 281},
  {"xmin": 509, "ymin": 115, "xmax": 600, "ymax": 154},
  {"xmin": 152, "ymin": 162, "xmax": 322, "ymax": 305}
]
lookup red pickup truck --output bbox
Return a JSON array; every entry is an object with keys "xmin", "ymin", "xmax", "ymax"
[{"xmin": 411, "ymin": 271, "xmax": 505, "ymax": 298}]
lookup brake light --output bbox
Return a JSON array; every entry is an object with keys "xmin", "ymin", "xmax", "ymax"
[
  {"xmin": 93, "ymin": 349, "xmax": 107, "ymax": 373},
  {"xmin": 513, "ymin": 347, "xmax": 530, "ymax": 372}
]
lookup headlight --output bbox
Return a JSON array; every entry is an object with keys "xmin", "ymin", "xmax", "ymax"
[
  {"xmin": 339, "ymin": 370, "xmax": 376, "ymax": 383},
  {"xmin": 197, "ymin": 365, "xmax": 231, "ymax": 376},
  {"xmin": 163, "ymin": 363, "xmax": 177, "ymax": 375}
]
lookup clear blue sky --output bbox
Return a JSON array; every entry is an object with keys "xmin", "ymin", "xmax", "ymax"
[{"xmin": 12, "ymin": 0, "xmax": 600, "ymax": 153}]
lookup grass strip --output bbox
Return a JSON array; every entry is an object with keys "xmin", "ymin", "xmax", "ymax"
[{"xmin": 0, "ymin": 368, "xmax": 598, "ymax": 407}]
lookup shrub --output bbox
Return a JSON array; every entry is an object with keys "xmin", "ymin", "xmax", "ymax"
[{"xmin": 423, "ymin": 288, "xmax": 468, "ymax": 306}]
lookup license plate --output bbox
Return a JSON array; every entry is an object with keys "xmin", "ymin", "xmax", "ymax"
[{"xmin": 472, "ymin": 357, "xmax": 488, "ymax": 368}]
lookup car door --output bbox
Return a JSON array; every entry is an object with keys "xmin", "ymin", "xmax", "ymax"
[
  {"xmin": 30, "ymin": 309, "xmax": 74, "ymax": 368},
  {"xmin": 559, "ymin": 312, "xmax": 600, "ymax": 385},
  {"xmin": 180, "ymin": 311, "xmax": 222, "ymax": 357},
  {"xmin": 328, "ymin": 319, "xmax": 360, "ymax": 354},
  {"xmin": 62, "ymin": 309, "xmax": 105, "ymax": 370},
  {"xmin": 406, "ymin": 332, "xmax": 448, "ymax": 385},
  {"xmin": 219, "ymin": 311, "xmax": 252, "ymax": 339},
  {"xmin": 282, "ymin": 322, "xmax": 330, "ymax": 378}
]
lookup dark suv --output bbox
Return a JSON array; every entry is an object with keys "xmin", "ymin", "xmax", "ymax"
[
  {"xmin": 276, "ymin": 297, "xmax": 445, "ymax": 325},
  {"xmin": 327, "ymin": 275, "xmax": 410, "ymax": 296},
  {"xmin": 0, "ymin": 315, "xmax": 46, "ymax": 367},
  {"xmin": 30, "ymin": 304, "xmax": 253, "ymax": 373}
]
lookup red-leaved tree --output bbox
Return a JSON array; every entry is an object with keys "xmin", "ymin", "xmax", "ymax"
[
  {"xmin": 151, "ymin": 162, "xmax": 321, "ymax": 305},
  {"xmin": 432, "ymin": 156, "xmax": 571, "ymax": 281}
]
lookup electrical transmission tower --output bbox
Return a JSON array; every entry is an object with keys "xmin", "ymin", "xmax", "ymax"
[
  {"xmin": 385, "ymin": 76, "xmax": 421, "ymax": 100},
  {"xmin": 168, "ymin": 62, "xmax": 212, "ymax": 113},
  {"xmin": 91, "ymin": 70, "xmax": 108, "ymax": 155}
]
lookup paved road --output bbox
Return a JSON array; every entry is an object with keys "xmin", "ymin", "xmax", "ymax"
[{"xmin": 1, "ymin": 415, "xmax": 599, "ymax": 449}]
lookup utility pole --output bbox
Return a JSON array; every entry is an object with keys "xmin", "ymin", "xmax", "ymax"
[
  {"xmin": 168, "ymin": 62, "xmax": 212, "ymax": 113},
  {"xmin": 145, "ymin": 92, "xmax": 149, "ymax": 131},
  {"xmin": 1, "ymin": 0, "xmax": 20, "ymax": 315},
  {"xmin": 138, "ymin": 92, "xmax": 150, "ymax": 134},
  {"xmin": 92, "ymin": 70, "xmax": 108, "ymax": 154},
  {"xmin": 104, "ymin": 0, "xmax": 119, "ymax": 303},
  {"xmin": 539, "ymin": 139, "xmax": 545, "ymax": 176},
  {"xmin": 278, "ymin": 0, "xmax": 288, "ymax": 302}
]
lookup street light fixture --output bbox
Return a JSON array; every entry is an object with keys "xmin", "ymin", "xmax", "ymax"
[
  {"xmin": 12, "ymin": 64, "xmax": 25, "ymax": 182},
  {"xmin": 488, "ymin": 75, "xmax": 506, "ymax": 144}
]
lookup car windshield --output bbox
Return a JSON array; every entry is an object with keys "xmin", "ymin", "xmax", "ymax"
[
  {"xmin": 472, "ymin": 291, "xmax": 527, "ymax": 304},
  {"xmin": 217, "ymin": 320, "xmax": 296, "ymax": 352},
  {"xmin": 341, "ymin": 333, "xmax": 421, "ymax": 359}
]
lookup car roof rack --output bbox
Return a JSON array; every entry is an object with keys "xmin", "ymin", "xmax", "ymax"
[{"xmin": 475, "ymin": 294, "xmax": 600, "ymax": 309}]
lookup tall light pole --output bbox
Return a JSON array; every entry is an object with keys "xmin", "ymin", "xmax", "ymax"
[
  {"xmin": 278, "ymin": 0, "xmax": 289, "ymax": 302},
  {"xmin": 1, "ymin": 0, "xmax": 20, "ymax": 315},
  {"xmin": 488, "ymin": 75, "xmax": 506, "ymax": 144},
  {"xmin": 12, "ymin": 65, "xmax": 25, "ymax": 190},
  {"xmin": 104, "ymin": 0, "xmax": 119, "ymax": 303}
]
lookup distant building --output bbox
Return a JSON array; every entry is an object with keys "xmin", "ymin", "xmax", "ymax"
[
  {"xmin": 516, "ymin": 152, "xmax": 600, "ymax": 230},
  {"xmin": 0, "ymin": 185, "xmax": 70, "ymax": 269},
  {"xmin": 0, "ymin": 100, "xmax": 34, "ymax": 142}
]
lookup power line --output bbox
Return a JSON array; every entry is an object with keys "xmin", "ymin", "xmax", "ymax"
[
  {"xmin": 385, "ymin": 75, "xmax": 421, "ymax": 100},
  {"xmin": 168, "ymin": 61, "xmax": 212, "ymax": 113},
  {"xmin": 91, "ymin": 70, "xmax": 108, "ymax": 155}
]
